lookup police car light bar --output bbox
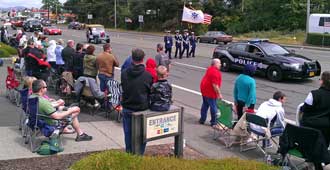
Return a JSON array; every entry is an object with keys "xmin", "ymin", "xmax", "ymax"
[{"xmin": 248, "ymin": 39, "xmax": 269, "ymax": 44}]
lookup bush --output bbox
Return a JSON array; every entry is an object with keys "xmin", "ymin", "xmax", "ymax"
[
  {"xmin": 70, "ymin": 150, "xmax": 277, "ymax": 170},
  {"xmin": 0, "ymin": 43, "xmax": 18, "ymax": 56},
  {"xmin": 0, "ymin": 48, "xmax": 10, "ymax": 58},
  {"xmin": 306, "ymin": 33, "xmax": 330, "ymax": 46}
]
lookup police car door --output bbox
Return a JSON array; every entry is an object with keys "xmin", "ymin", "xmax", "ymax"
[
  {"xmin": 246, "ymin": 44, "xmax": 266, "ymax": 72},
  {"xmin": 228, "ymin": 43, "xmax": 249, "ymax": 69}
]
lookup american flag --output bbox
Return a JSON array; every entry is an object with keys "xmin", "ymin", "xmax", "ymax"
[{"xmin": 203, "ymin": 13, "xmax": 212, "ymax": 25}]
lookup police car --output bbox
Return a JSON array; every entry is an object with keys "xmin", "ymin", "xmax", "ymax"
[{"xmin": 212, "ymin": 39, "xmax": 321, "ymax": 81}]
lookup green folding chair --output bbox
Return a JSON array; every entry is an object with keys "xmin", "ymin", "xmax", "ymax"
[{"xmin": 213, "ymin": 99, "xmax": 237, "ymax": 147}]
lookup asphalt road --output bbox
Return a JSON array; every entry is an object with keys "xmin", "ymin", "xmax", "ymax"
[{"xmin": 6, "ymin": 26, "xmax": 330, "ymax": 122}]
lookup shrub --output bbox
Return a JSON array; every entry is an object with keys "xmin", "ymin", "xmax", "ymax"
[
  {"xmin": 70, "ymin": 150, "xmax": 277, "ymax": 170},
  {"xmin": 0, "ymin": 43, "xmax": 18, "ymax": 56},
  {"xmin": 306, "ymin": 33, "xmax": 330, "ymax": 46},
  {"xmin": 0, "ymin": 48, "xmax": 10, "ymax": 58}
]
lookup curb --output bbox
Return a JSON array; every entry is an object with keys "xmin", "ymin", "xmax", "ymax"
[{"xmin": 282, "ymin": 44, "xmax": 330, "ymax": 52}]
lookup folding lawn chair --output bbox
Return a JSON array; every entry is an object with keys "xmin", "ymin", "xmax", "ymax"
[
  {"xmin": 25, "ymin": 97, "xmax": 70, "ymax": 152},
  {"xmin": 240, "ymin": 113, "xmax": 282, "ymax": 156},
  {"xmin": 212, "ymin": 99, "xmax": 238, "ymax": 147},
  {"xmin": 18, "ymin": 88, "xmax": 29, "ymax": 138},
  {"xmin": 105, "ymin": 79, "xmax": 122, "ymax": 122},
  {"xmin": 278, "ymin": 123, "xmax": 330, "ymax": 170}
]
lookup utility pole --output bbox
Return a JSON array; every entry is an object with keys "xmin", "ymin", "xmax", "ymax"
[
  {"xmin": 114, "ymin": 0, "xmax": 117, "ymax": 29},
  {"xmin": 56, "ymin": 3, "xmax": 58, "ymax": 24},
  {"xmin": 48, "ymin": 0, "xmax": 50, "ymax": 20},
  {"xmin": 306, "ymin": 0, "xmax": 310, "ymax": 41}
]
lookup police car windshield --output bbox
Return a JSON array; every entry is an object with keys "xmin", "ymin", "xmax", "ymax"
[{"xmin": 261, "ymin": 43, "xmax": 289, "ymax": 55}]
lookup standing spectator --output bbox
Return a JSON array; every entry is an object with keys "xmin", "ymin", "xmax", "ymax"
[
  {"xmin": 164, "ymin": 30, "xmax": 173, "ymax": 59},
  {"xmin": 145, "ymin": 58, "xmax": 158, "ymax": 83},
  {"xmin": 72, "ymin": 43, "xmax": 85, "ymax": 79},
  {"xmin": 121, "ymin": 55, "xmax": 132, "ymax": 71},
  {"xmin": 155, "ymin": 43, "xmax": 171, "ymax": 71},
  {"xmin": 199, "ymin": 58, "xmax": 222, "ymax": 126},
  {"xmin": 251, "ymin": 91, "xmax": 286, "ymax": 148},
  {"xmin": 55, "ymin": 39, "xmax": 65, "ymax": 73},
  {"xmin": 233, "ymin": 64, "xmax": 257, "ymax": 120},
  {"xmin": 47, "ymin": 40, "xmax": 57, "ymax": 69},
  {"xmin": 83, "ymin": 45, "xmax": 97, "ymax": 79},
  {"xmin": 121, "ymin": 48, "xmax": 153, "ymax": 154},
  {"xmin": 181, "ymin": 29, "xmax": 190, "ymax": 58},
  {"xmin": 189, "ymin": 32, "xmax": 197, "ymax": 58},
  {"xmin": 174, "ymin": 30, "xmax": 182, "ymax": 59},
  {"xmin": 150, "ymin": 65, "xmax": 172, "ymax": 111},
  {"xmin": 31, "ymin": 31, "xmax": 39, "ymax": 44},
  {"xmin": 62, "ymin": 40, "xmax": 75, "ymax": 72},
  {"xmin": 301, "ymin": 71, "xmax": 330, "ymax": 146},
  {"xmin": 96, "ymin": 43, "xmax": 119, "ymax": 92}
]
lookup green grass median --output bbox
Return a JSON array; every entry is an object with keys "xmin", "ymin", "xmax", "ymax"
[{"xmin": 70, "ymin": 150, "xmax": 277, "ymax": 170}]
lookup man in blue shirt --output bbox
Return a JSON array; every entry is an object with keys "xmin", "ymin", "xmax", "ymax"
[
  {"xmin": 164, "ymin": 30, "xmax": 173, "ymax": 59},
  {"xmin": 189, "ymin": 32, "xmax": 197, "ymax": 58}
]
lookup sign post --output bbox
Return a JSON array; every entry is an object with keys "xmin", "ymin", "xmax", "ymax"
[
  {"xmin": 138, "ymin": 15, "xmax": 144, "ymax": 30},
  {"xmin": 131, "ymin": 106, "xmax": 184, "ymax": 157},
  {"xmin": 87, "ymin": 14, "xmax": 93, "ymax": 24}
]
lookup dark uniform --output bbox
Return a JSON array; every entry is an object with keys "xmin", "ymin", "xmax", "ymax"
[
  {"xmin": 181, "ymin": 30, "xmax": 189, "ymax": 58},
  {"xmin": 189, "ymin": 32, "xmax": 197, "ymax": 58},
  {"xmin": 164, "ymin": 31, "xmax": 173, "ymax": 59},
  {"xmin": 174, "ymin": 30, "xmax": 182, "ymax": 59}
]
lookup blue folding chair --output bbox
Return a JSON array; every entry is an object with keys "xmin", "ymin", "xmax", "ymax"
[
  {"xmin": 18, "ymin": 88, "xmax": 29, "ymax": 138},
  {"xmin": 26, "ymin": 97, "xmax": 68, "ymax": 152}
]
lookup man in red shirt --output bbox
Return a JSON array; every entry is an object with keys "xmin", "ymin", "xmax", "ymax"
[{"xmin": 199, "ymin": 58, "xmax": 222, "ymax": 126}]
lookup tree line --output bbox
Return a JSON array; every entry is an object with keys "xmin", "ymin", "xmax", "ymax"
[{"xmin": 58, "ymin": 0, "xmax": 330, "ymax": 34}]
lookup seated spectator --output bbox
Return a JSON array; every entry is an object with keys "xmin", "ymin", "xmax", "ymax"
[
  {"xmin": 31, "ymin": 79, "xmax": 92, "ymax": 141},
  {"xmin": 301, "ymin": 71, "xmax": 330, "ymax": 146},
  {"xmin": 250, "ymin": 91, "xmax": 286, "ymax": 148},
  {"xmin": 24, "ymin": 76, "xmax": 64, "ymax": 108},
  {"xmin": 145, "ymin": 58, "xmax": 158, "ymax": 83},
  {"xmin": 150, "ymin": 65, "xmax": 172, "ymax": 111}
]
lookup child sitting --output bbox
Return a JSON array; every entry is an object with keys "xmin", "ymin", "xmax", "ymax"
[{"xmin": 150, "ymin": 65, "xmax": 172, "ymax": 111}]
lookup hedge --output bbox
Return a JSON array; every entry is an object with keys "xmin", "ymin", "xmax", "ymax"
[
  {"xmin": 70, "ymin": 150, "xmax": 277, "ymax": 170},
  {"xmin": 306, "ymin": 33, "xmax": 330, "ymax": 46},
  {"xmin": 0, "ymin": 43, "xmax": 17, "ymax": 58}
]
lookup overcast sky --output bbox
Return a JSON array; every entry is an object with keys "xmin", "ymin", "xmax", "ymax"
[{"xmin": 0, "ymin": 0, "xmax": 67, "ymax": 8}]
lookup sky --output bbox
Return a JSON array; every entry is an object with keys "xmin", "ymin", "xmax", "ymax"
[{"xmin": 0, "ymin": 0, "xmax": 67, "ymax": 8}]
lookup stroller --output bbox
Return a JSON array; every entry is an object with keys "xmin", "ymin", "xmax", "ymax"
[
  {"xmin": 104, "ymin": 79, "xmax": 122, "ymax": 122},
  {"xmin": 5, "ymin": 66, "xmax": 21, "ymax": 105}
]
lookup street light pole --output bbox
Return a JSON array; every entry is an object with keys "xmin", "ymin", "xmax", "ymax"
[
  {"xmin": 306, "ymin": 0, "xmax": 310, "ymax": 38},
  {"xmin": 114, "ymin": 0, "xmax": 117, "ymax": 29}
]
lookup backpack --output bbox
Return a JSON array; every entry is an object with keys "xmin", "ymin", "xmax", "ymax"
[{"xmin": 36, "ymin": 137, "xmax": 63, "ymax": 155}]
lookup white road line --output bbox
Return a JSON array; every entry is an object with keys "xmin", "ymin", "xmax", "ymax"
[
  {"xmin": 115, "ymin": 64, "xmax": 296, "ymax": 124},
  {"xmin": 174, "ymin": 62, "xmax": 206, "ymax": 70}
]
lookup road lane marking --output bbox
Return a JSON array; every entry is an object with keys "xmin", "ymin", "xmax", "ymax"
[
  {"xmin": 115, "ymin": 63, "xmax": 296, "ymax": 124},
  {"xmin": 173, "ymin": 62, "xmax": 206, "ymax": 70}
]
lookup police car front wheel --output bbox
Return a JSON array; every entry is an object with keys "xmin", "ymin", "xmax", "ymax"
[
  {"xmin": 267, "ymin": 65, "xmax": 283, "ymax": 82},
  {"xmin": 220, "ymin": 58, "xmax": 231, "ymax": 72}
]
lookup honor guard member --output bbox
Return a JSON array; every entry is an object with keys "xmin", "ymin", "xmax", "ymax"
[
  {"xmin": 164, "ymin": 30, "xmax": 173, "ymax": 59},
  {"xmin": 189, "ymin": 32, "xmax": 197, "ymax": 58},
  {"xmin": 181, "ymin": 29, "xmax": 190, "ymax": 58},
  {"xmin": 174, "ymin": 30, "xmax": 182, "ymax": 59}
]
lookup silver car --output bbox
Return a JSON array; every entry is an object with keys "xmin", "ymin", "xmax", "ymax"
[{"xmin": 86, "ymin": 24, "xmax": 110, "ymax": 44}]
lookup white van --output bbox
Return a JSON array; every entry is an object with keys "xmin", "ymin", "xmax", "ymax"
[{"xmin": 309, "ymin": 13, "xmax": 330, "ymax": 34}]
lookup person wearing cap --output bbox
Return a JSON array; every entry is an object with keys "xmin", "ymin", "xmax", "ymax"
[
  {"xmin": 181, "ymin": 29, "xmax": 190, "ymax": 58},
  {"xmin": 233, "ymin": 64, "xmax": 257, "ymax": 120},
  {"xmin": 189, "ymin": 31, "xmax": 197, "ymax": 58},
  {"xmin": 163, "ymin": 30, "xmax": 173, "ymax": 59},
  {"xmin": 174, "ymin": 30, "xmax": 182, "ymax": 59}
]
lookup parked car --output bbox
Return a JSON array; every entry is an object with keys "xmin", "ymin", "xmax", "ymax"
[
  {"xmin": 41, "ymin": 19, "xmax": 52, "ymax": 27},
  {"xmin": 212, "ymin": 39, "xmax": 321, "ymax": 81},
  {"xmin": 197, "ymin": 31, "xmax": 233, "ymax": 44},
  {"xmin": 43, "ymin": 26, "xmax": 62, "ymax": 35},
  {"xmin": 86, "ymin": 24, "xmax": 110, "ymax": 44},
  {"xmin": 10, "ymin": 20, "xmax": 23, "ymax": 27},
  {"xmin": 23, "ymin": 20, "xmax": 43, "ymax": 32},
  {"xmin": 68, "ymin": 21, "xmax": 82, "ymax": 30}
]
